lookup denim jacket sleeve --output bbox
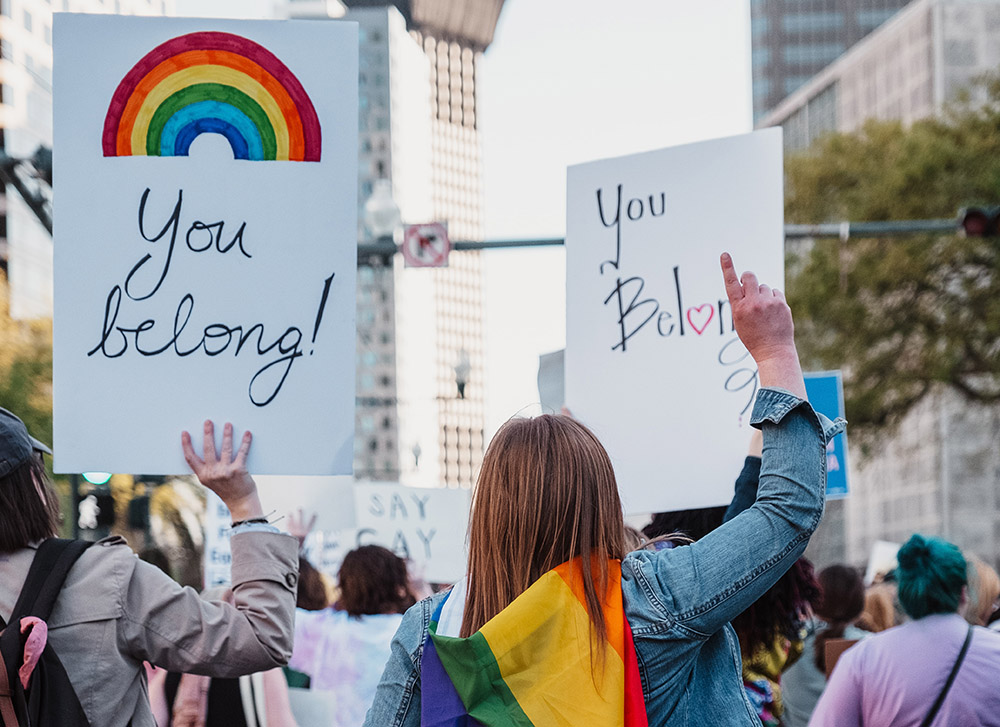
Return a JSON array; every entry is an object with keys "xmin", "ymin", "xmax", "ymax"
[
  {"xmin": 363, "ymin": 592, "xmax": 443, "ymax": 727},
  {"xmin": 722, "ymin": 456, "xmax": 763, "ymax": 523},
  {"xmin": 623, "ymin": 387, "xmax": 844, "ymax": 638}
]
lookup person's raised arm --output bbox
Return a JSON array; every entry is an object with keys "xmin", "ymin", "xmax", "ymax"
[
  {"xmin": 626, "ymin": 254, "xmax": 843, "ymax": 637},
  {"xmin": 119, "ymin": 421, "xmax": 299, "ymax": 676}
]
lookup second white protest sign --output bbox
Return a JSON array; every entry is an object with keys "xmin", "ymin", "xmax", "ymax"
[{"xmin": 566, "ymin": 130, "xmax": 784, "ymax": 513}]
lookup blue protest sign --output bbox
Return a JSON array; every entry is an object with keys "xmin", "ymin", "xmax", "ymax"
[{"xmin": 804, "ymin": 371, "xmax": 849, "ymax": 499}]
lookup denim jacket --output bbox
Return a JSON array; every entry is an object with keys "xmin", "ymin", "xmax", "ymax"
[{"xmin": 363, "ymin": 388, "xmax": 844, "ymax": 727}]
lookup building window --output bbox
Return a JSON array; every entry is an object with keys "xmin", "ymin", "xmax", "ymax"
[
  {"xmin": 752, "ymin": 48, "xmax": 770, "ymax": 67},
  {"xmin": 751, "ymin": 15, "xmax": 768, "ymax": 36},
  {"xmin": 781, "ymin": 12, "xmax": 844, "ymax": 32},
  {"xmin": 783, "ymin": 43, "xmax": 845, "ymax": 65},
  {"xmin": 856, "ymin": 9, "xmax": 898, "ymax": 29},
  {"xmin": 0, "ymin": 1, "xmax": 9, "ymax": 17},
  {"xmin": 784, "ymin": 76, "xmax": 812, "ymax": 95},
  {"xmin": 23, "ymin": 9, "xmax": 32, "ymax": 32}
]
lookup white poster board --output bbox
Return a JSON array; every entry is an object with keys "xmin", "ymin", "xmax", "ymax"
[
  {"xmin": 203, "ymin": 476, "xmax": 356, "ymax": 589},
  {"xmin": 353, "ymin": 483, "xmax": 471, "ymax": 583},
  {"xmin": 566, "ymin": 130, "xmax": 784, "ymax": 513},
  {"xmin": 203, "ymin": 491, "xmax": 233, "ymax": 588},
  {"xmin": 53, "ymin": 15, "xmax": 357, "ymax": 475}
]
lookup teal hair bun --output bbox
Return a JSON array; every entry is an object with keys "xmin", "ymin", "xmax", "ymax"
[
  {"xmin": 896, "ymin": 534, "xmax": 967, "ymax": 619},
  {"xmin": 896, "ymin": 534, "xmax": 932, "ymax": 572}
]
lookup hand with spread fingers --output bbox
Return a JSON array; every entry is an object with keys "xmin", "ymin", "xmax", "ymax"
[
  {"xmin": 720, "ymin": 252, "xmax": 806, "ymax": 399},
  {"xmin": 287, "ymin": 508, "xmax": 318, "ymax": 549},
  {"xmin": 181, "ymin": 420, "xmax": 264, "ymax": 523}
]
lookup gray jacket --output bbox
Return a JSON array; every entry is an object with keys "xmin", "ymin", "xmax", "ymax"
[{"xmin": 0, "ymin": 529, "xmax": 299, "ymax": 727}]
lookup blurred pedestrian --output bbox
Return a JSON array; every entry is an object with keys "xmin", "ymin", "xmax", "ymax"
[
  {"xmin": 855, "ymin": 580, "xmax": 902, "ymax": 633},
  {"xmin": 288, "ymin": 544, "xmax": 417, "ymax": 727},
  {"xmin": 809, "ymin": 534, "xmax": 1000, "ymax": 726},
  {"xmin": 962, "ymin": 555, "xmax": 1000, "ymax": 627},
  {"xmin": 0, "ymin": 412, "xmax": 298, "ymax": 727},
  {"xmin": 782, "ymin": 564, "xmax": 866, "ymax": 727},
  {"xmin": 364, "ymin": 256, "xmax": 844, "ymax": 727}
]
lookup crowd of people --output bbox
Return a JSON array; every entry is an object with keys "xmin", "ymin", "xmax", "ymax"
[{"xmin": 2, "ymin": 254, "xmax": 999, "ymax": 726}]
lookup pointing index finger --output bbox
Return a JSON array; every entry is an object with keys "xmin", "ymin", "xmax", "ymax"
[{"xmin": 720, "ymin": 253, "xmax": 744, "ymax": 302}]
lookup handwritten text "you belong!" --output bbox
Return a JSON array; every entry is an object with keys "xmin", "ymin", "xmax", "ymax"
[
  {"xmin": 87, "ymin": 188, "xmax": 335, "ymax": 407},
  {"xmin": 596, "ymin": 183, "xmax": 758, "ymax": 417}
]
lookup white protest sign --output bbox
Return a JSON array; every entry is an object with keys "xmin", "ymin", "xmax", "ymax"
[
  {"xmin": 203, "ymin": 491, "xmax": 233, "ymax": 588},
  {"xmin": 353, "ymin": 483, "xmax": 470, "ymax": 584},
  {"xmin": 53, "ymin": 15, "xmax": 357, "ymax": 475},
  {"xmin": 566, "ymin": 130, "xmax": 784, "ymax": 513},
  {"xmin": 203, "ymin": 477, "xmax": 355, "ymax": 588}
]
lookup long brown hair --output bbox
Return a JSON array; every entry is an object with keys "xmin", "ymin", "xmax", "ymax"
[{"xmin": 460, "ymin": 415, "xmax": 624, "ymax": 641}]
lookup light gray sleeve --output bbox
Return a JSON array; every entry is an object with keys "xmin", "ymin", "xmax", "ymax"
[{"xmin": 117, "ymin": 530, "xmax": 299, "ymax": 677}]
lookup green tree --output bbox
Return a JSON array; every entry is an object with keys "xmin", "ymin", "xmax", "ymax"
[
  {"xmin": 0, "ymin": 272, "xmax": 53, "ymax": 443},
  {"xmin": 785, "ymin": 80, "xmax": 1000, "ymax": 428}
]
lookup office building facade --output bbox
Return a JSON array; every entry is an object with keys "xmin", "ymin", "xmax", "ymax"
[
  {"xmin": 758, "ymin": 0, "xmax": 1000, "ymax": 150},
  {"xmin": 752, "ymin": 0, "xmax": 909, "ymax": 123}
]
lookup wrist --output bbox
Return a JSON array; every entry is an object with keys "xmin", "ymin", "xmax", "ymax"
[
  {"xmin": 756, "ymin": 349, "xmax": 806, "ymax": 399},
  {"xmin": 225, "ymin": 492, "xmax": 264, "ymax": 523}
]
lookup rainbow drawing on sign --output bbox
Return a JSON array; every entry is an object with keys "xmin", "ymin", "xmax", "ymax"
[{"xmin": 102, "ymin": 31, "xmax": 321, "ymax": 161}]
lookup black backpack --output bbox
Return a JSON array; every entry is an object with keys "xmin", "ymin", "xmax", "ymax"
[{"xmin": 0, "ymin": 539, "xmax": 93, "ymax": 727}]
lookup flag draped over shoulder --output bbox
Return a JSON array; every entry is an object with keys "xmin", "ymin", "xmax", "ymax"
[{"xmin": 420, "ymin": 559, "xmax": 648, "ymax": 727}]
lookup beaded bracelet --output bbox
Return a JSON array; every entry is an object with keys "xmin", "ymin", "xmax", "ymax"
[{"xmin": 231, "ymin": 517, "xmax": 271, "ymax": 528}]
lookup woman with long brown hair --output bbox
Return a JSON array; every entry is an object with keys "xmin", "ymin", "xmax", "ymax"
[{"xmin": 363, "ymin": 255, "xmax": 844, "ymax": 727}]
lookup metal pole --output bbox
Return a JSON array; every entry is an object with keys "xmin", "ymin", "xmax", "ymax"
[
  {"xmin": 70, "ymin": 473, "xmax": 80, "ymax": 539},
  {"xmin": 356, "ymin": 220, "xmax": 957, "ymax": 257}
]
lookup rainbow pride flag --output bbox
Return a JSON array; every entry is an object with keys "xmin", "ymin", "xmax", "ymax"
[{"xmin": 420, "ymin": 559, "xmax": 648, "ymax": 727}]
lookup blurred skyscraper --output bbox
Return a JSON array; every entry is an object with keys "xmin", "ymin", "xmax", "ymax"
[
  {"xmin": 286, "ymin": 0, "xmax": 503, "ymax": 488},
  {"xmin": 1, "ymin": 0, "xmax": 174, "ymax": 319},
  {"xmin": 751, "ymin": 0, "xmax": 909, "ymax": 123},
  {"xmin": 757, "ymin": 0, "xmax": 1000, "ymax": 151}
]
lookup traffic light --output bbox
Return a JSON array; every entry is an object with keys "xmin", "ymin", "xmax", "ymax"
[{"xmin": 957, "ymin": 206, "xmax": 1000, "ymax": 237}]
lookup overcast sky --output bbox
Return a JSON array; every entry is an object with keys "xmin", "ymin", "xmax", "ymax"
[{"xmin": 172, "ymin": 0, "xmax": 754, "ymax": 434}]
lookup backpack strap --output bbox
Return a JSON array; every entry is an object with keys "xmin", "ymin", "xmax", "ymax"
[
  {"xmin": 0, "ymin": 539, "xmax": 92, "ymax": 726},
  {"xmin": 9, "ymin": 539, "xmax": 93, "ymax": 623},
  {"xmin": 919, "ymin": 624, "xmax": 974, "ymax": 727}
]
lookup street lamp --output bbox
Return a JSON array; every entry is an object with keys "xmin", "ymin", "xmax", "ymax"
[
  {"xmin": 362, "ymin": 179, "xmax": 402, "ymax": 242},
  {"xmin": 454, "ymin": 348, "xmax": 471, "ymax": 399}
]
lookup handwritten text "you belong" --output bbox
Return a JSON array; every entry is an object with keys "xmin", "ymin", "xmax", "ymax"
[
  {"xmin": 87, "ymin": 188, "xmax": 335, "ymax": 407},
  {"xmin": 595, "ymin": 183, "xmax": 758, "ymax": 417}
]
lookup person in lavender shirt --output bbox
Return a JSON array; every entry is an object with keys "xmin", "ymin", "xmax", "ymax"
[
  {"xmin": 288, "ymin": 545, "xmax": 417, "ymax": 727},
  {"xmin": 809, "ymin": 534, "xmax": 1000, "ymax": 727}
]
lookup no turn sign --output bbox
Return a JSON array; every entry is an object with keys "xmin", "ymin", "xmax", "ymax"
[{"xmin": 402, "ymin": 222, "xmax": 450, "ymax": 268}]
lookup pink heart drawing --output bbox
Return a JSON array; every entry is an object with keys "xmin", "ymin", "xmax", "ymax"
[{"xmin": 687, "ymin": 304, "xmax": 715, "ymax": 335}]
